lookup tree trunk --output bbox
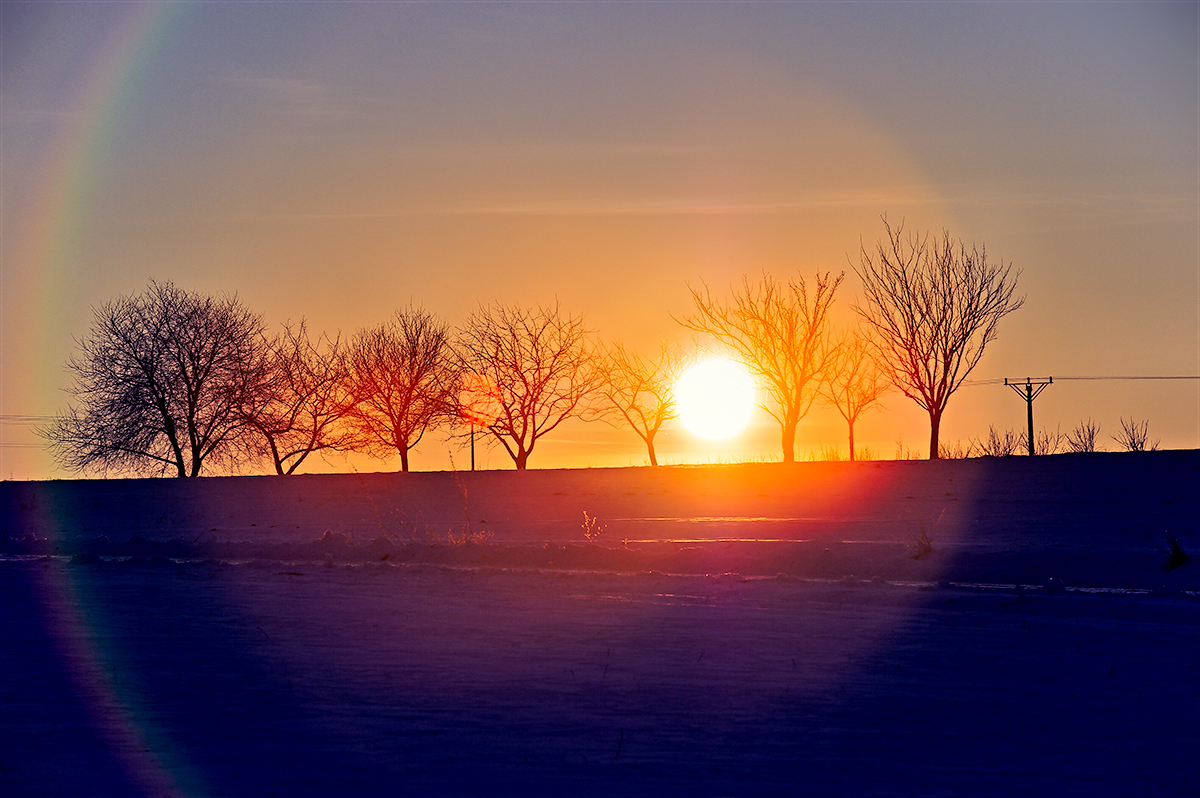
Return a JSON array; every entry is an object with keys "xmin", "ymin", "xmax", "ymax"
[
  {"xmin": 399, "ymin": 447, "xmax": 410, "ymax": 472},
  {"xmin": 781, "ymin": 423, "xmax": 797, "ymax": 464},
  {"xmin": 514, "ymin": 450, "xmax": 529, "ymax": 470},
  {"xmin": 269, "ymin": 437, "xmax": 286, "ymax": 476},
  {"xmin": 162, "ymin": 409, "xmax": 187, "ymax": 477},
  {"xmin": 188, "ymin": 419, "xmax": 203, "ymax": 476},
  {"xmin": 928, "ymin": 408, "xmax": 942, "ymax": 460},
  {"xmin": 646, "ymin": 437, "xmax": 658, "ymax": 467},
  {"xmin": 848, "ymin": 420, "xmax": 856, "ymax": 462}
]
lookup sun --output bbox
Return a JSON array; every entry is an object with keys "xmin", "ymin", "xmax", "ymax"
[{"xmin": 674, "ymin": 358, "xmax": 756, "ymax": 440}]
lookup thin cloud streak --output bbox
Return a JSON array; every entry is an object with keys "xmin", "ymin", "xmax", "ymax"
[
  {"xmin": 416, "ymin": 141, "xmax": 725, "ymax": 161},
  {"xmin": 231, "ymin": 185, "xmax": 1189, "ymax": 222},
  {"xmin": 212, "ymin": 71, "xmax": 397, "ymax": 121},
  {"xmin": 939, "ymin": 185, "xmax": 1198, "ymax": 227},
  {"xmin": 237, "ymin": 190, "xmax": 942, "ymax": 222}
]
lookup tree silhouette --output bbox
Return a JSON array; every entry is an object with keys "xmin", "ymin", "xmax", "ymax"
[
  {"xmin": 239, "ymin": 321, "xmax": 360, "ymax": 475},
  {"xmin": 599, "ymin": 341, "xmax": 681, "ymax": 467},
  {"xmin": 455, "ymin": 302, "xmax": 603, "ymax": 470},
  {"xmin": 820, "ymin": 327, "xmax": 890, "ymax": 461},
  {"xmin": 854, "ymin": 219, "xmax": 1024, "ymax": 459},
  {"xmin": 345, "ymin": 307, "xmax": 458, "ymax": 472},
  {"xmin": 42, "ymin": 280, "xmax": 268, "ymax": 477},
  {"xmin": 678, "ymin": 271, "xmax": 842, "ymax": 463}
]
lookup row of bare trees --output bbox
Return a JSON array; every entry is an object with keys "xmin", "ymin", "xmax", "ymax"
[
  {"xmin": 44, "ymin": 284, "xmax": 606, "ymax": 476},
  {"xmin": 44, "ymin": 218, "xmax": 1028, "ymax": 476},
  {"xmin": 675, "ymin": 218, "xmax": 1024, "ymax": 462}
]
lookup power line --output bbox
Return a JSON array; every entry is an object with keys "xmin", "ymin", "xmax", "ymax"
[
  {"xmin": 962, "ymin": 375, "xmax": 1199, "ymax": 387},
  {"xmin": 0, "ymin": 416, "xmax": 51, "ymax": 450},
  {"xmin": 1053, "ymin": 376, "xmax": 1200, "ymax": 381},
  {"xmin": 0, "ymin": 415, "xmax": 54, "ymax": 425}
]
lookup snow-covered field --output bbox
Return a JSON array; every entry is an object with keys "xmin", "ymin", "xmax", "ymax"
[{"xmin": 2, "ymin": 452, "xmax": 1198, "ymax": 796}]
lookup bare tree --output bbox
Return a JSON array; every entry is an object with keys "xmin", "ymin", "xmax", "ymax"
[
  {"xmin": 820, "ymin": 326, "xmax": 890, "ymax": 461},
  {"xmin": 1112, "ymin": 417, "xmax": 1159, "ymax": 452},
  {"xmin": 345, "ymin": 307, "xmax": 458, "ymax": 472},
  {"xmin": 238, "ymin": 321, "xmax": 360, "ymax": 475},
  {"xmin": 678, "ymin": 271, "xmax": 842, "ymax": 463},
  {"xmin": 42, "ymin": 280, "xmax": 268, "ymax": 477},
  {"xmin": 854, "ymin": 219, "xmax": 1024, "ymax": 459},
  {"xmin": 455, "ymin": 302, "xmax": 603, "ymax": 470},
  {"xmin": 599, "ymin": 341, "xmax": 682, "ymax": 467}
]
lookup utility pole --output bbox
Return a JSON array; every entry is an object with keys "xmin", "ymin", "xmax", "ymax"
[{"xmin": 1005, "ymin": 377, "xmax": 1052, "ymax": 455}]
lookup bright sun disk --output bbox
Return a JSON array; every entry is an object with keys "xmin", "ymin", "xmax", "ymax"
[{"xmin": 675, "ymin": 358, "xmax": 756, "ymax": 440}]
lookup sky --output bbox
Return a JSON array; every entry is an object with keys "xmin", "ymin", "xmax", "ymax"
[{"xmin": 1, "ymin": 1, "xmax": 1197, "ymax": 479}]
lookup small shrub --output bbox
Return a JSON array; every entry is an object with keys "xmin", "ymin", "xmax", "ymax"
[
  {"xmin": 1112, "ymin": 417, "xmax": 1159, "ymax": 452},
  {"xmin": 973, "ymin": 426, "xmax": 1020, "ymax": 457},
  {"xmin": 1162, "ymin": 531, "xmax": 1191, "ymax": 572},
  {"xmin": 582, "ymin": 510, "xmax": 605, "ymax": 542},
  {"xmin": 1031, "ymin": 425, "xmax": 1065, "ymax": 456},
  {"xmin": 1043, "ymin": 576, "xmax": 1067, "ymax": 595},
  {"xmin": 908, "ymin": 527, "xmax": 933, "ymax": 560},
  {"xmin": 1066, "ymin": 418, "xmax": 1101, "ymax": 453},
  {"xmin": 938, "ymin": 440, "xmax": 974, "ymax": 459}
]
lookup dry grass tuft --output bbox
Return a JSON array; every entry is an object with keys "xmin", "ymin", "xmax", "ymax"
[
  {"xmin": 909, "ymin": 526, "xmax": 934, "ymax": 560},
  {"xmin": 582, "ymin": 511, "xmax": 606, "ymax": 542},
  {"xmin": 447, "ymin": 528, "xmax": 493, "ymax": 546}
]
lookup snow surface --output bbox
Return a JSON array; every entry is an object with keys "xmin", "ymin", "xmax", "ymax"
[{"xmin": 2, "ymin": 452, "xmax": 1198, "ymax": 796}]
